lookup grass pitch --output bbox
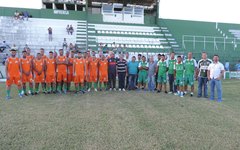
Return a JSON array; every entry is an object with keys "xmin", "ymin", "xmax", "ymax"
[{"xmin": 0, "ymin": 80, "xmax": 240, "ymax": 150}]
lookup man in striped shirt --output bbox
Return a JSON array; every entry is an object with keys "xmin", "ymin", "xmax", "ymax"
[{"xmin": 116, "ymin": 54, "xmax": 127, "ymax": 91}]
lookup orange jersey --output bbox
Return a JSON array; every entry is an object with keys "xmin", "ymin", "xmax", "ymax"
[
  {"xmin": 33, "ymin": 59, "xmax": 44, "ymax": 73},
  {"xmin": 68, "ymin": 57, "xmax": 74, "ymax": 75},
  {"xmin": 57, "ymin": 56, "xmax": 67, "ymax": 72},
  {"xmin": 46, "ymin": 58, "xmax": 56, "ymax": 75},
  {"xmin": 21, "ymin": 58, "xmax": 31, "ymax": 73},
  {"xmin": 74, "ymin": 58, "xmax": 85, "ymax": 75},
  {"xmin": 26, "ymin": 55, "xmax": 34, "ymax": 61},
  {"xmin": 42, "ymin": 55, "xmax": 47, "ymax": 61},
  {"xmin": 89, "ymin": 59, "xmax": 99, "ymax": 76},
  {"xmin": 99, "ymin": 59, "xmax": 108, "ymax": 76},
  {"xmin": 7, "ymin": 57, "xmax": 20, "ymax": 76}
]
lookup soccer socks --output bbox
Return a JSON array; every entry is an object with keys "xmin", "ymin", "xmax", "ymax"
[
  {"xmin": 94, "ymin": 82, "xmax": 97, "ymax": 89},
  {"xmin": 29, "ymin": 87, "xmax": 33, "ymax": 94},
  {"xmin": 6, "ymin": 89, "xmax": 10, "ymax": 97}
]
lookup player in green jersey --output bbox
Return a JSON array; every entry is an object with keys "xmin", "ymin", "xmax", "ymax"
[
  {"xmin": 138, "ymin": 56, "xmax": 149, "ymax": 90},
  {"xmin": 156, "ymin": 54, "xmax": 168, "ymax": 93},
  {"xmin": 184, "ymin": 52, "xmax": 197, "ymax": 97},
  {"xmin": 174, "ymin": 56, "xmax": 184, "ymax": 97}
]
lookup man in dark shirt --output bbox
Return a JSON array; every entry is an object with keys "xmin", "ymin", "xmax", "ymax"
[
  {"xmin": 197, "ymin": 52, "xmax": 212, "ymax": 98},
  {"xmin": 108, "ymin": 52, "xmax": 117, "ymax": 91},
  {"xmin": 117, "ymin": 54, "xmax": 127, "ymax": 91}
]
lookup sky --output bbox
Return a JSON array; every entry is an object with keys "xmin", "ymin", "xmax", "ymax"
[
  {"xmin": 0, "ymin": 0, "xmax": 42, "ymax": 9},
  {"xmin": 0, "ymin": 0, "xmax": 240, "ymax": 24},
  {"xmin": 159, "ymin": 0, "xmax": 240, "ymax": 24}
]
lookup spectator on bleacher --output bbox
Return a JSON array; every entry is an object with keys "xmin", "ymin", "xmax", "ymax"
[
  {"xmin": 69, "ymin": 43, "xmax": 74, "ymax": 51},
  {"xmin": 23, "ymin": 44, "xmax": 29, "ymax": 51},
  {"xmin": 225, "ymin": 60, "xmax": 230, "ymax": 71},
  {"xmin": 14, "ymin": 10, "xmax": 20, "ymax": 20},
  {"xmin": 23, "ymin": 11, "xmax": 29, "ymax": 21},
  {"xmin": 235, "ymin": 60, "xmax": 240, "ymax": 71},
  {"xmin": 48, "ymin": 27, "xmax": 53, "ymax": 41},
  {"xmin": 62, "ymin": 38, "xmax": 68, "ymax": 50},
  {"xmin": 69, "ymin": 25, "xmax": 74, "ymax": 35},
  {"xmin": 2, "ymin": 54, "xmax": 8, "ymax": 65},
  {"xmin": 0, "ymin": 41, "xmax": 11, "ymax": 53},
  {"xmin": 66, "ymin": 25, "xmax": 70, "ymax": 35}
]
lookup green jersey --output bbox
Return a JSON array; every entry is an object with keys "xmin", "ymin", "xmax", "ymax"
[
  {"xmin": 184, "ymin": 59, "xmax": 196, "ymax": 75},
  {"xmin": 168, "ymin": 59, "xmax": 176, "ymax": 74},
  {"xmin": 157, "ymin": 60, "xmax": 168, "ymax": 75},
  {"xmin": 138, "ymin": 61, "xmax": 149, "ymax": 73},
  {"xmin": 174, "ymin": 62, "xmax": 184, "ymax": 78}
]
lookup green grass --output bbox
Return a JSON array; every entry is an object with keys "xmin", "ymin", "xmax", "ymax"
[{"xmin": 0, "ymin": 80, "xmax": 240, "ymax": 150}]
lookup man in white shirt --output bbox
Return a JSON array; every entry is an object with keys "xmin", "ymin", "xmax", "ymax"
[{"xmin": 207, "ymin": 54, "xmax": 225, "ymax": 102}]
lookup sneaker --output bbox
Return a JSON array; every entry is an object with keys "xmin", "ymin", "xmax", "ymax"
[
  {"xmin": 109, "ymin": 88, "xmax": 112, "ymax": 91},
  {"xmin": 180, "ymin": 95, "xmax": 184, "ymax": 98},
  {"xmin": 165, "ymin": 91, "xmax": 168, "ymax": 94},
  {"xmin": 174, "ymin": 93, "xmax": 178, "ymax": 96},
  {"xmin": 113, "ymin": 88, "xmax": 116, "ymax": 91},
  {"xmin": 157, "ymin": 90, "xmax": 161, "ymax": 93},
  {"xmin": 94, "ymin": 88, "xmax": 98, "ymax": 92},
  {"xmin": 24, "ymin": 93, "xmax": 28, "ymax": 96},
  {"xmin": 119, "ymin": 89, "xmax": 122, "ymax": 91},
  {"xmin": 190, "ymin": 93, "xmax": 193, "ymax": 97},
  {"xmin": 217, "ymin": 99, "xmax": 222, "ymax": 102},
  {"xmin": 122, "ymin": 88, "xmax": 126, "ymax": 91},
  {"xmin": 168, "ymin": 91, "xmax": 173, "ymax": 94}
]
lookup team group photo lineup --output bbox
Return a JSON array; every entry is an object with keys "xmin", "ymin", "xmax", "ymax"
[{"xmin": 5, "ymin": 47, "xmax": 225, "ymax": 102}]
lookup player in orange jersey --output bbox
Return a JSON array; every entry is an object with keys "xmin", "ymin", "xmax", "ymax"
[
  {"xmin": 26, "ymin": 48, "xmax": 34, "ymax": 61},
  {"xmin": 40, "ymin": 48, "xmax": 47, "ymax": 93},
  {"xmin": 73, "ymin": 52, "xmax": 86, "ymax": 94},
  {"xmin": 46, "ymin": 51, "xmax": 56, "ymax": 94},
  {"xmin": 88, "ymin": 54, "xmax": 99, "ymax": 92},
  {"xmin": 98, "ymin": 55, "xmax": 108, "ymax": 91},
  {"xmin": 33, "ymin": 53, "xmax": 45, "ymax": 94},
  {"xmin": 5, "ymin": 49, "xmax": 23, "ymax": 100},
  {"xmin": 56, "ymin": 49, "xmax": 68, "ymax": 94},
  {"xmin": 67, "ymin": 50, "xmax": 75, "ymax": 91},
  {"xmin": 20, "ymin": 50, "xmax": 34, "ymax": 96},
  {"xmin": 84, "ymin": 51, "xmax": 91, "ymax": 90}
]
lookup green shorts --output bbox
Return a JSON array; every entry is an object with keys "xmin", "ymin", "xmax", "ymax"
[
  {"xmin": 157, "ymin": 74, "xmax": 167, "ymax": 83},
  {"xmin": 175, "ymin": 76, "xmax": 184, "ymax": 86},
  {"xmin": 138, "ymin": 71, "xmax": 148, "ymax": 83},
  {"xmin": 184, "ymin": 74, "xmax": 194, "ymax": 86}
]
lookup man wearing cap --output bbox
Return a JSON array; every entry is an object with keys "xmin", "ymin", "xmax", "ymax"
[
  {"xmin": 20, "ymin": 50, "xmax": 34, "ymax": 95},
  {"xmin": 56, "ymin": 49, "xmax": 68, "ymax": 94},
  {"xmin": 5, "ymin": 49, "xmax": 23, "ymax": 100}
]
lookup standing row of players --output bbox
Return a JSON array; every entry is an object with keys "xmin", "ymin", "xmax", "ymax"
[{"xmin": 5, "ymin": 48, "xmax": 201, "ymax": 99}]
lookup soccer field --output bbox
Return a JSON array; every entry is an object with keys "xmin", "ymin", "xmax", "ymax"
[{"xmin": 0, "ymin": 80, "xmax": 240, "ymax": 150}]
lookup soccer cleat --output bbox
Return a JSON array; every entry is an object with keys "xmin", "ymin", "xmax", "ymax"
[
  {"xmin": 157, "ymin": 90, "xmax": 161, "ymax": 93},
  {"xmin": 168, "ymin": 91, "xmax": 173, "ymax": 94},
  {"xmin": 190, "ymin": 93, "xmax": 193, "ymax": 97},
  {"xmin": 165, "ymin": 91, "xmax": 168, "ymax": 94},
  {"xmin": 88, "ymin": 88, "xmax": 91, "ymax": 92},
  {"xmin": 18, "ymin": 93, "xmax": 23, "ymax": 98},
  {"xmin": 24, "ymin": 93, "xmax": 28, "ymax": 96},
  {"xmin": 5, "ymin": 96, "xmax": 11, "ymax": 100},
  {"xmin": 94, "ymin": 88, "xmax": 98, "ymax": 92},
  {"xmin": 122, "ymin": 88, "xmax": 126, "ymax": 91},
  {"xmin": 119, "ymin": 89, "xmax": 122, "ymax": 91},
  {"xmin": 113, "ymin": 88, "xmax": 116, "ymax": 91},
  {"xmin": 174, "ymin": 93, "xmax": 179, "ymax": 96}
]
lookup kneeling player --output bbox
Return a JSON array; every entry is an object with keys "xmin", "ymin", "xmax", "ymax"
[
  {"xmin": 46, "ymin": 51, "xmax": 56, "ymax": 93},
  {"xmin": 99, "ymin": 55, "xmax": 108, "ymax": 91},
  {"xmin": 5, "ymin": 49, "xmax": 23, "ymax": 100},
  {"xmin": 156, "ymin": 54, "xmax": 168, "ymax": 93},
  {"xmin": 21, "ymin": 50, "xmax": 34, "ymax": 95},
  {"xmin": 174, "ymin": 56, "xmax": 184, "ymax": 97},
  {"xmin": 73, "ymin": 52, "xmax": 85, "ymax": 93},
  {"xmin": 33, "ymin": 53, "xmax": 45, "ymax": 94}
]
